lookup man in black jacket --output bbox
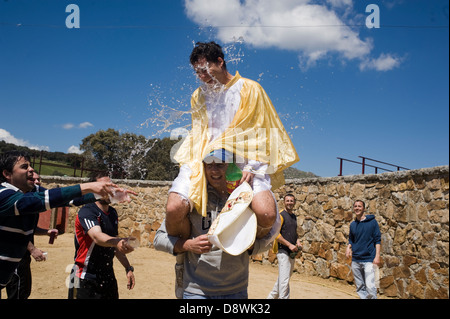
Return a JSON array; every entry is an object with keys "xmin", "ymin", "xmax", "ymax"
[{"xmin": 267, "ymin": 193, "xmax": 301, "ymax": 299}]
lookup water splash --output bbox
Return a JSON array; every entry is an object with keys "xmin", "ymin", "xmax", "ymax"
[
  {"xmin": 223, "ymin": 36, "xmax": 246, "ymax": 66},
  {"xmin": 106, "ymin": 132, "xmax": 158, "ymax": 181},
  {"xmin": 140, "ymin": 39, "xmax": 248, "ymax": 139},
  {"xmin": 278, "ymin": 109, "xmax": 309, "ymax": 139},
  {"xmin": 120, "ymin": 136, "xmax": 158, "ymax": 180},
  {"xmin": 141, "ymin": 84, "xmax": 192, "ymax": 138},
  {"xmin": 134, "ymin": 37, "xmax": 311, "ymax": 177}
]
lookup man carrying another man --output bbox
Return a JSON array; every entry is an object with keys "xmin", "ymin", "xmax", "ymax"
[
  {"xmin": 155, "ymin": 152, "xmax": 272, "ymax": 299},
  {"xmin": 166, "ymin": 41, "xmax": 299, "ymax": 248}
]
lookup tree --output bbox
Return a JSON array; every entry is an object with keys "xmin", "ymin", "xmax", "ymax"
[
  {"xmin": 80, "ymin": 128, "xmax": 122, "ymax": 177},
  {"xmin": 80, "ymin": 129, "xmax": 180, "ymax": 180},
  {"xmin": 144, "ymin": 137, "xmax": 180, "ymax": 181}
]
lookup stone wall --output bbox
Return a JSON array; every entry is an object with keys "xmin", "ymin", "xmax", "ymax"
[
  {"xmin": 276, "ymin": 165, "xmax": 449, "ymax": 299},
  {"xmin": 41, "ymin": 165, "xmax": 449, "ymax": 299}
]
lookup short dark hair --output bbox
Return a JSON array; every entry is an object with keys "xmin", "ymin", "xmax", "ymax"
[
  {"xmin": 284, "ymin": 193, "xmax": 296, "ymax": 201},
  {"xmin": 190, "ymin": 41, "xmax": 227, "ymax": 70},
  {"xmin": 88, "ymin": 171, "xmax": 110, "ymax": 182},
  {"xmin": 0, "ymin": 150, "xmax": 31, "ymax": 183},
  {"xmin": 354, "ymin": 200, "xmax": 366, "ymax": 208}
]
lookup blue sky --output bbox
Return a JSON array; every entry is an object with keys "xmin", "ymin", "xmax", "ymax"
[{"xmin": 0, "ymin": 0, "xmax": 448, "ymax": 177}]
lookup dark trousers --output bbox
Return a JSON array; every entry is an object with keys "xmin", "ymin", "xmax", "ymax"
[
  {"xmin": 5, "ymin": 255, "xmax": 32, "ymax": 299},
  {"xmin": 67, "ymin": 266, "xmax": 118, "ymax": 299}
]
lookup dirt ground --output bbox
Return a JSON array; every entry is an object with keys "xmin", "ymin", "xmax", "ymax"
[{"xmin": 29, "ymin": 233, "xmax": 358, "ymax": 299}]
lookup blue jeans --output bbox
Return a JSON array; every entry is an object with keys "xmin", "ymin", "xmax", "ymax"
[
  {"xmin": 351, "ymin": 261, "xmax": 377, "ymax": 299},
  {"xmin": 183, "ymin": 290, "xmax": 248, "ymax": 299}
]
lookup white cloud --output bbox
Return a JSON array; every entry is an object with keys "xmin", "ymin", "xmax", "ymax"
[
  {"xmin": 327, "ymin": 0, "xmax": 353, "ymax": 8},
  {"xmin": 62, "ymin": 123, "xmax": 75, "ymax": 130},
  {"xmin": 78, "ymin": 121, "xmax": 94, "ymax": 129},
  {"xmin": 359, "ymin": 53, "xmax": 402, "ymax": 71},
  {"xmin": 62, "ymin": 122, "xmax": 94, "ymax": 130},
  {"xmin": 185, "ymin": 0, "xmax": 399, "ymax": 71},
  {"xmin": 67, "ymin": 145, "xmax": 83, "ymax": 154},
  {"xmin": 0, "ymin": 128, "xmax": 50, "ymax": 151}
]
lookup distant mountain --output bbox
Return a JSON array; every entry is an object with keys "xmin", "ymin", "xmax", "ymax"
[{"xmin": 283, "ymin": 166, "xmax": 318, "ymax": 179}]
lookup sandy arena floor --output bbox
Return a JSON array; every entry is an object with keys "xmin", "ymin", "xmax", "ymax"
[{"xmin": 28, "ymin": 233, "xmax": 358, "ymax": 299}]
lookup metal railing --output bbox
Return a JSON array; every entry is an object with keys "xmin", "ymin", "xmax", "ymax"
[{"xmin": 337, "ymin": 156, "xmax": 410, "ymax": 176}]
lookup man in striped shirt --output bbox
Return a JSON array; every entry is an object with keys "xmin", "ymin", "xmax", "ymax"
[{"xmin": 0, "ymin": 150, "xmax": 122, "ymax": 295}]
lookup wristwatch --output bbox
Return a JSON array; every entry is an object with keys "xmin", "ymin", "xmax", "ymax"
[{"xmin": 126, "ymin": 266, "xmax": 134, "ymax": 273}]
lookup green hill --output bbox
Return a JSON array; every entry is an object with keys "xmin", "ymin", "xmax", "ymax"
[
  {"xmin": 1, "ymin": 140, "xmax": 318, "ymax": 179},
  {"xmin": 0, "ymin": 140, "xmax": 84, "ymax": 177}
]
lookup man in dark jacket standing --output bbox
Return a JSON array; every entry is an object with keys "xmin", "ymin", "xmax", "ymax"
[
  {"xmin": 267, "ymin": 193, "xmax": 301, "ymax": 299},
  {"xmin": 346, "ymin": 200, "xmax": 381, "ymax": 299}
]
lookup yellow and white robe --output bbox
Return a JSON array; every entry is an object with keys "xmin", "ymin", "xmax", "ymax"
[{"xmin": 172, "ymin": 71, "xmax": 299, "ymax": 217}]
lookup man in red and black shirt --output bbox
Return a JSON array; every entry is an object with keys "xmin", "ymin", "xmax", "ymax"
[{"xmin": 68, "ymin": 173, "xmax": 136, "ymax": 299}]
